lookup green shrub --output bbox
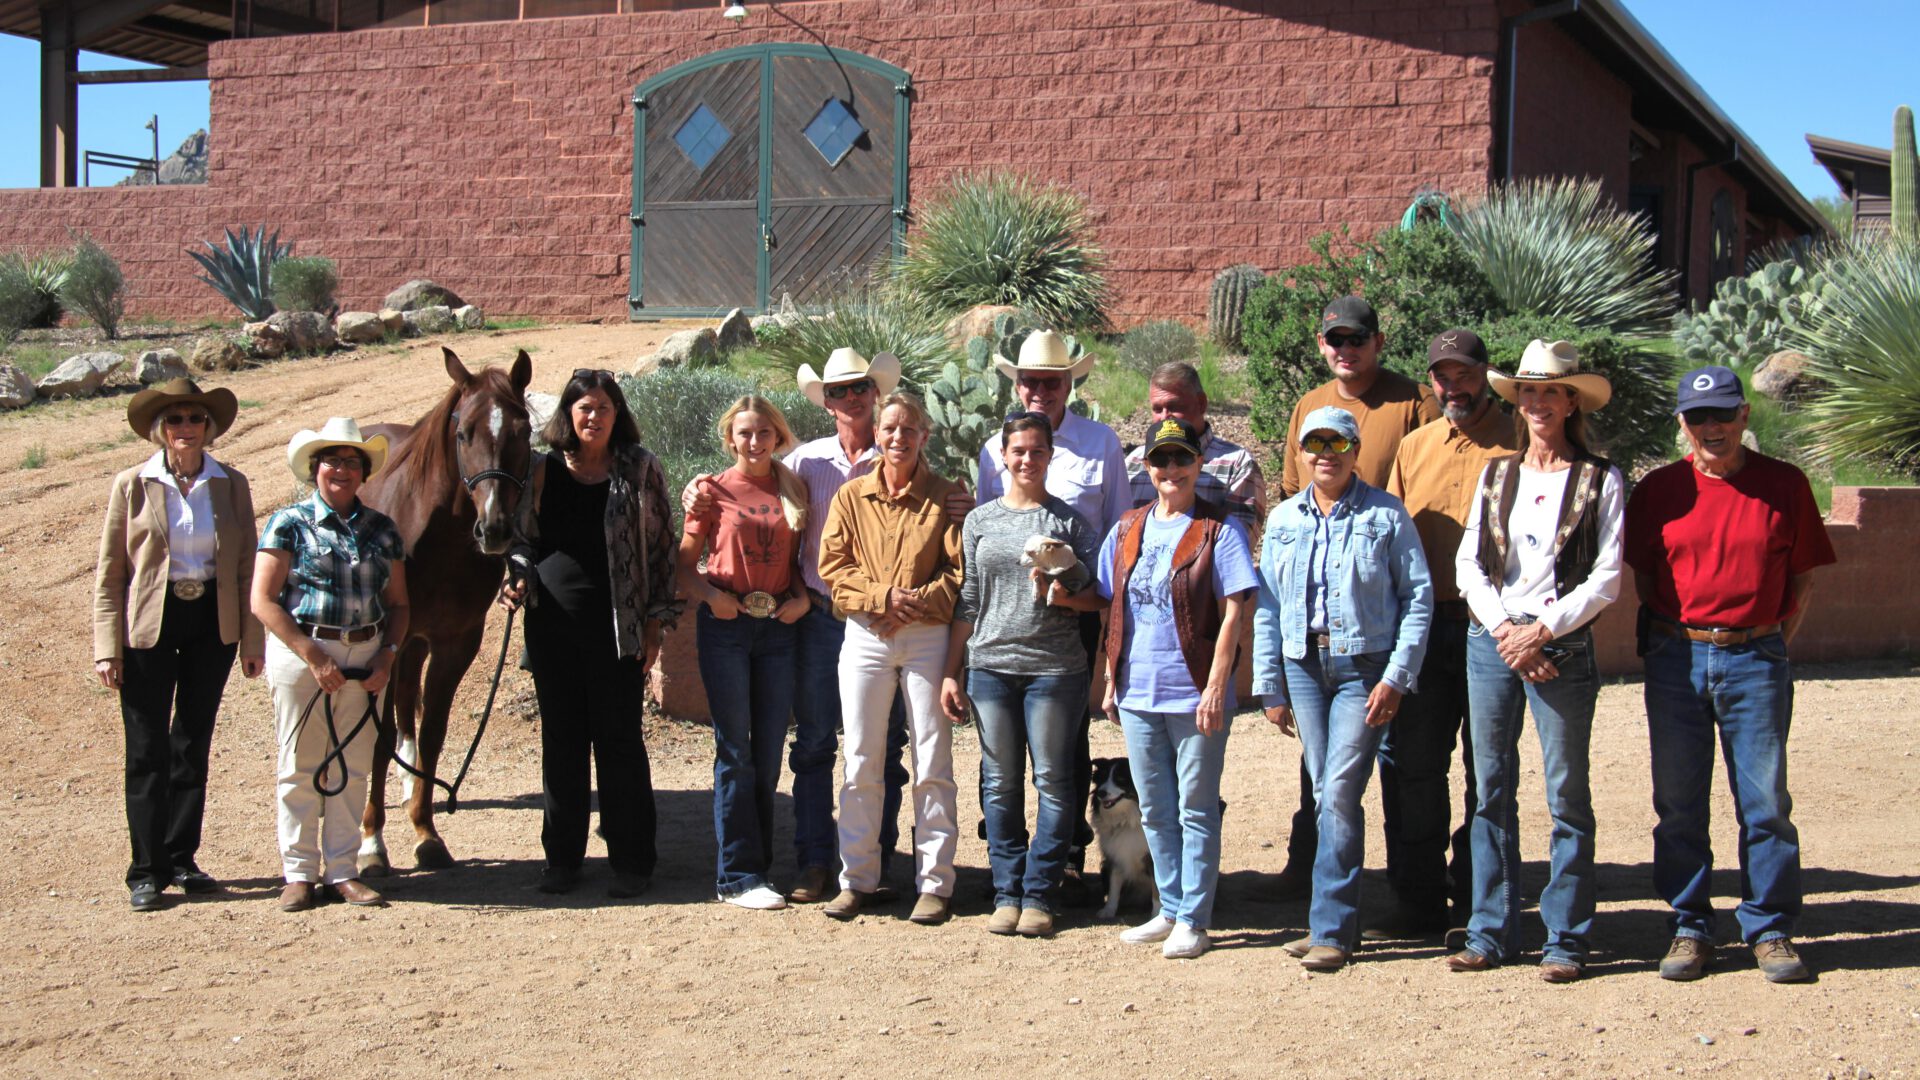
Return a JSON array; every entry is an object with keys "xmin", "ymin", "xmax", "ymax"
[
  {"xmin": 1449, "ymin": 177, "xmax": 1677, "ymax": 337},
  {"xmin": 751, "ymin": 283, "xmax": 960, "ymax": 393},
  {"xmin": 1798, "ymin": 238, "xmax": 1920, "ymax": 476},
  {"xmin": 0, "ymin": 258, "xmax": 36, "ymax": 346},
  {"xmin": 21, "ymin": 444, "xmax": 47, "ymax": 469},
  {"xmin": 0, "ymin": 250, "xmax": 71, "ymax": 328},
  {"xmin": 894, "ymin": 170, "xmax": 1111, "ymax": 331},
  {"xmin": 1368, "ymin": 224, "xmax": 1503, "ymax": 377},
  {"xmin": 1479, "ymin": 315, "xmax": 1676, "ymax": 475},
  {"xmin": 59, "ymin": 236, "xmax": 127, "ymax": 340},
  {"xmin": 270, "ymin": 255, "xmax": 339, "ymax": 314},
  {"xmin": 1118, "ymin": 320, "xmax": 1198, "ymax": 375}
]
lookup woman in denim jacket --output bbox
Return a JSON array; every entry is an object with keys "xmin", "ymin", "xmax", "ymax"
[{"xmin": 1253, "ymin": 406, "xmax": 1431, "ymax": 972}]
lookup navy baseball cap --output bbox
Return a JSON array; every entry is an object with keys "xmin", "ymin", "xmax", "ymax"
[{"xmin": 1675, "ymin": 365, "xmax": 1746, "ymax": 412}]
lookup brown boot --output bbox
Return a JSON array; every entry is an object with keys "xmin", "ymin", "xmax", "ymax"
[
  {"xmin": 788, "ymin": 865, "xmax": 833, "ymax": 904},
  {"xmin": 277, "ymin": 881, "xmax": 316, "ymax": 912},
  {"xmin": 330, "ymin": 879, "xmax": 387, "ymax": 907},
  {"xmin": 909, "ymin": 892, "xmax": 951, "ymax": 925},
  {"xmin": 1300, "ymin": 945, "xmax": 1348, "ymax": 971},
  {"xmin": 823, "ymin": 889, "xmax": 869, "ymax": 921}
]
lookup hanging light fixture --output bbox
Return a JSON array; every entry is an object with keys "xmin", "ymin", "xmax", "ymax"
[{"xmin": 721, "ymin": 1, "xmax": 748, "ymax": 23}]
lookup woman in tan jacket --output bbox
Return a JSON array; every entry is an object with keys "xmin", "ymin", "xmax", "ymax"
[{"xmin": 94, "ymin": 378, "xmax": 264, "ymax": 912}]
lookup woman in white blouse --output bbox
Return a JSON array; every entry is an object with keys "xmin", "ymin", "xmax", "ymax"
[{"xmin": 1447, "ymin": 340, "xmax": 1623, "ymax": 985}]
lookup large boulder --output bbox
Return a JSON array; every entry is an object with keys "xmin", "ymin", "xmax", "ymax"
[
  {"xmin": 405, "ymin": 305, "xmax": 455, "ymax": 336},
  {"xmin": 947, "ymin": 304, "xmax": 1021, "ymax": 348},
  {"xmin": 453, "ymin": 305, "xmax": 486, "ymax": 331},
  {"xmin": 335, "ymin": 311, "xmax": 385, "ymax": 344},
  {"xmin": 638, "ymin": 327, "xmax": 718, "ymax": 373},
  {"xmin": 267, "ymin": 310, "xmax": 337, "ymax": 354},
  {"xmin": 526, "ymin": 391, "xmax": 559, "ymax": 434},
  {"xmin": 136, "ymin": 349, "xmax": 189, "ymax": 384},
  {"xmin": 37, "ymin": 352, "xmax": 124, "ymax": 398},
  {"xmin": 384, "ymin": 279, "xmax": 465, "ymax": 312},
  {"xmin": 1753, "ymin": 350, "xmax": 1817, "ymax": 403},
  {"xmin": 190, "ymin": 336, "xmax": 249, "ymax": 372},
  {"xmin": 0, "ymin": 363, "xmax": 35, "ymax": 408},
  {"xmin": 242, "ymin": 320, "xmax": 287, "ymax": 359},
  {"xmin": 715, "ymin": 307, "xmax": 756, "ymax": 352}
]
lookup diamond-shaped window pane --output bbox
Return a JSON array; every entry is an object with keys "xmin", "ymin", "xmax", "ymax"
[
  {"xmin": 803, "ymin": 98, "xmax": 865, "ymax": 167},
  {"xmin": 674, "ymin": 104, "xmax": 731, "ymax": 171}
]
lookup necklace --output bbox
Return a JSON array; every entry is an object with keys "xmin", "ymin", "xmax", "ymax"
[{"xmin": 168, "ymin": 456, "xmax": 205, "ymax": 493}]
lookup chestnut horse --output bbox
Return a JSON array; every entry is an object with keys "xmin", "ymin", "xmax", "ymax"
[{"xmin": 356, "ymin": 346, "xmax": 534, "ymax": 873}]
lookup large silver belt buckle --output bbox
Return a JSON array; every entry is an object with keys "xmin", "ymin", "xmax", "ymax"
[
  {"xmin": 171, "ymin": 579, "xmax": 206, "ymax": 601},
  {"xmin": 742, "ymin": 591, "xmax": 778, "ymax": 619}
]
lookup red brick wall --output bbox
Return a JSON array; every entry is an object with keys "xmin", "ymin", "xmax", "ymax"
[
  {"xmin": 1506, "ymin": 16, "xmax": 1632, "ymax": 200},
  {"xmin": 0, "ymin": 0, "xmax": 1500, "ymax": 324}
]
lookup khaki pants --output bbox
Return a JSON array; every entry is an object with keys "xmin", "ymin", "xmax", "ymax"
[{"xmin": 267, "ymin": 635, "xmax": 381, "ymax": 884}]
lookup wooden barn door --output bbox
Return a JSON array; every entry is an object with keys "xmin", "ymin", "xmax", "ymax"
[{"xmin": 630, "ymin": 45, "xmax": 911, "ymax": 318}]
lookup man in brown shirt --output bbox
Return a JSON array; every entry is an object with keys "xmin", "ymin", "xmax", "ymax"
[
  {"xmin": 1273, "ymin": 296, "xmax": 1441, "ymax": 899},
  {"xmin": 1373, "ymin": 328, "xmax": 1519, "ymax": 938}
]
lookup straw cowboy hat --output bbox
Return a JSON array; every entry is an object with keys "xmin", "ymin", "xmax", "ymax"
[
  {"xmin": 125, "ymin": 377, "xmax": 239, "ymax": 439},
  {"xmin": 796, "ymin": 347, "xmax": 903, "ymax": 407},
  {"xmin": 286, "ymin": 417, "xmax": 390, "ymax": 481},
  {"xmin": 995, "ymin": 329, "xmax": 1095, "ymax": 383},
  {"xmin": 1488, "ymin": 339, "xmax": 1613, "ymax": 411}
]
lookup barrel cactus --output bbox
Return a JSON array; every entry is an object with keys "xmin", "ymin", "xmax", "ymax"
[
  {"xmin": 1895, "ymin": 105, "xmax": 1917, "ymax": 241},
  {"xmin": 1207, "ymin": 263, "xmax": 1265, "ymax": 351}
]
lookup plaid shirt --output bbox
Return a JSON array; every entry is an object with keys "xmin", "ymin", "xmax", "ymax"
[
  {"xmin": 1126, "ymin": 426, "xmax": 1266, "ymax": 535},
  {"xmin": 260, "ymin": 493, "xmax": 405, "ymax": 629}
]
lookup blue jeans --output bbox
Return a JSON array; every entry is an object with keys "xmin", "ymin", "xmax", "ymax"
[
  {"xmin": 970, "ymin": 668, "xmax": 1086, "ymax": 912},
  {"xmin": 1117, "ymin": 707, "xmax": 1231, "ymax": 930},
  {"xmin": 1464, "ymin": 622, "xmax": 1598, "ymax": 967},
  {"xmin": 1285, "ymin": 647, "xmax": 1389, "ymax": 950},
  {"xmin": 789, "ymin": 600, "xmax": 908, "ymax": 873},
  {"xmin": 698, "ymin": 606, "xmax": 798, "ymax": 896},
  {"xmin": 1644, "ymin": 630, "xmax": 1800, "ymax": 945}
]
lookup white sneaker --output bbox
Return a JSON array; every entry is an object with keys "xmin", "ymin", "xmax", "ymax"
[
  {"xmin": 1163, "ymin": 923, "xmax": 1211, "ymax": 959},
  {"xmin": 724, "ymin": 885, "xmax": 789, "ymax": 910},
  {"xmin": 1120, "ymin": 914, "xmax": 1175, "ymax": 944}
]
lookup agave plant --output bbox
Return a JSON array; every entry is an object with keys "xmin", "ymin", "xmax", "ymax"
[
  {"xmin": 1797, "ymin": 238, "xmax": 1920, "ymax": 475},
  {"xmin": 1449, "ymin": 178, "xmax": 1677, "ymax": 337},
  {"xmin": 750, "ymin": 281, "xmax": 961, "ymax": 392},
  {"xmin": 893, "ymin": 170, "xmax": 1111, "ymax": 331},
  {"xmin": 0, "ymin": 250, "xmax": 72, "ymax": 328},
  {"xmin": 189, "ymin": 225, "xmax": 293, "ymax": 321}
]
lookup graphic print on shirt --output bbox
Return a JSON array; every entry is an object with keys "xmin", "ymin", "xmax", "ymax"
[
  {"xmin": 1129, "ymin": 537, "xmax": 1175, "ymax": 624},
  {"xmin": 735, "ymin": 500, "xmax": 781, "ymax": 567}
]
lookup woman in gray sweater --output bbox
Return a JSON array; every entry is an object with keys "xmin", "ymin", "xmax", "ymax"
[{"xmin": 940, "ymin": 412, "xmax": 1104, "ymax": 938}]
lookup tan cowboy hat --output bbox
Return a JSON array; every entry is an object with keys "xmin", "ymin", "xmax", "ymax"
[
  {"xmin": 1488, "ymin": 339, "xmax": 1613, "ymax": 411},
  {"xmin": 994, "ymin": 329, "xmax": 1095, "ymax": 383},
  {"xmin": 286, "ymin": 417, "xmax": 390, "ymax": 481},
  {"xmin": 125, "ymin": 377, "xmax": 239, "ymax": 439},
  {"xmin": 796, "ymin": 347, "xmax": 903, "ymax": 407}
]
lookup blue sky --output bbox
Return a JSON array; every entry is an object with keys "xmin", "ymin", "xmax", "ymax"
[{"xmin": 0, "ymin": 1, "xmax": 1915, "ymax": 196}]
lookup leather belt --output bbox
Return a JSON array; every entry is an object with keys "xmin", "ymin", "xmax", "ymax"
[
  {"xmin": 301, "ymin": 621, "xmax": 384, "ymax": 644},
  {"xmin": 1654, "ymin": 620, "xmax": 1781, "ymax": 647}
]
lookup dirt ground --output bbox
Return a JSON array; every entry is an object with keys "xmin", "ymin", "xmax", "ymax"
[{"xmin": 2, "ymin": 328, "xmax": 1917, "ymax": 1079}]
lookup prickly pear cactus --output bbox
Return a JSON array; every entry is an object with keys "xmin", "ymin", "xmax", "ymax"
[
  {"xmin": 1672, "ymin": 259, "xmax": 1833, "ymax": 373},
  {"xmin": 1208, "ymin": 263, "xmax": 1266, "ymax": 351}
]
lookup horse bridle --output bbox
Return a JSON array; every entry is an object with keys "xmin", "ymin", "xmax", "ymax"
[{"xmin": 450, "ymin": 407, "xmax": 534, "ymax": 496}]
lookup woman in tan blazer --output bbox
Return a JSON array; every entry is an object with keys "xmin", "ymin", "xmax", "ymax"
[{"xmin": 94, "ymin": 378, "xmax": 264, "ymax": 912}]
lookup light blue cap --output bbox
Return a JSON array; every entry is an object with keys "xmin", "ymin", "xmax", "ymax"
[{"xmin": 1299, "ymin": 405, "xmax": 1360, "ymax": 445}]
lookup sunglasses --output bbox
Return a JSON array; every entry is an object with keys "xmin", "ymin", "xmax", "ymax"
[
  {"xmin": 824, "ymin": 379, "xmax": 873, "ymax": 400},
  {"xmin": 163, "ymin": 412, "xmax": 209, "ymax": 426},
  {"xmin": 1146, "ymin": 448, "xmax": 1196, "ymax": 469},
  {"xmin": 1681, "ymin": 405, "xmax": 1741, "ymax": 426},
  {"xmin": 1301, "ymin": 435, "xmax": 1355, "ymax": 455},
  {"xmin": 317, "ymin": 455, "xmax": 367, "ymax": 472},
  {"xmin": 1017, "ymin": 373, "xmax": 1066, "ymax": 390},
  {"xmin": 1324, "ymin": 332, "xmax": 1373, "ymax": 349}
]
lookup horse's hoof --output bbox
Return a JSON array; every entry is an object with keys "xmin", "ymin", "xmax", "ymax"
[
  {"xmin": 358, "ymin": 852, "xmax": 391, "ymax": 878},
  {"xmin": 414, "ymin": 839, "xmax": 454, "ymax": 869}
]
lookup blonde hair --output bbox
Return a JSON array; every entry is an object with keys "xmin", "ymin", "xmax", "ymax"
[
  {"xmin": 716, "ymin": 396, "xmax": 807, "ymax": 533},
  {"xmin": 876, "ymin": 391, "xmax": 930, "ymax": 434},
  {"xmin": 1514, "ymin": 386, "xmax": 1602, "ymax": 457}
]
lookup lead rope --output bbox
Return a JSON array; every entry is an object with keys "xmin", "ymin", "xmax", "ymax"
[
  {"xmin": 387, "ymin": 606, "xmax": 515, "ymax": 815},
  {"xmin": 296, "ymin": 668, "xmax": 382, "ymax": 798}
]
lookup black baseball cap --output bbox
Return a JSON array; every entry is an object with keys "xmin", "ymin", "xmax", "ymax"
[
  {"xmin": 1321, "ymin": 296, "xmax": 1379, "ymax": 336},
  {"xmin": 1427, "ymin": 328, "xmax": 1488, "ymax": 368},
  {"xmin": 1143, "ymin": 416, "xmax": 1203, "ymax": 457},
  {"xmin": 1676, "ymin": 365, "xmax": 1746, "ymax": 412}
]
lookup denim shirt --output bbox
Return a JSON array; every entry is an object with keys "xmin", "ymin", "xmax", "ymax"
[{"xmin": 1252, "ymin": 476, "xmax": 1433, "ymax": 706}]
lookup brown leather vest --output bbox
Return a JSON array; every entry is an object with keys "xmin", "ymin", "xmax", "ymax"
[
  {"xmin": 1472, "ymin": 453, "xmax": 1610, "ymax": 631},
  {"xmin": 1103, "ymin": 498, "xmax": 1233, "ymax": 691}
]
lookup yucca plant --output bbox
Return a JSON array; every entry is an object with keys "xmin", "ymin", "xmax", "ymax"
[
  {"xmin": 894, "ymin": 170, "xmax": 1111, "ymax": 331},
  {"xmin": 59, "ymin": 236, "xmax": 127, "ymax": 341},
  {"xmin": 750, "ymin": 281, "xmax": 961, "ymax": 393},
  {"xmin": 1798, "ymin": 238, "xmax": 1920, "ymax": 476},
  {"xmin": 0, "ymin": 250, "xmax": 72, "ymax": 328},
  {"xmin": 189, "ymin": 225, "xmax": 293, "ymax": 321},
  {"xmin": 1449, "ymin": 178, "xmax": 1677, "ymax": 337}
]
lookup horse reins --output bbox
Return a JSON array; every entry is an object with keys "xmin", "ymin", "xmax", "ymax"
[{"xmin": 386, "ymin": 605, "xmax": 516, "ymax": 815}]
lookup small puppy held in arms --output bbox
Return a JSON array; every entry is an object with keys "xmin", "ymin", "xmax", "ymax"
[
  {"xmin": 1020, "ymin": 535, "xmax": 1079, "ymax": 601},
  {"xmin": 1091, "ymin": 757, "xmax": 1157, "ymax": 921}
]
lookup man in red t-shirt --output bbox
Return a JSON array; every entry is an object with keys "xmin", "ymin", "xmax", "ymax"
[{"xmin": 1624, "ymin": 365, "xmax": 1836, "ymax": 985}]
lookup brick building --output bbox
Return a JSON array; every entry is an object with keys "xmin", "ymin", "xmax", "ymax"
[{"xmin": 2, "ymin": 0, "xmax": 1822, "ymax": 323}]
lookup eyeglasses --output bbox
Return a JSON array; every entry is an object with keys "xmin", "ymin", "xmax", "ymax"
[
  {"xmin": 1324, "ymin": 332, "xmax": 1372, "ymax": 349},
  {"xmin": 163, "ymin": 412, "xmax": 209, "ymax": 426},
  {"xmin": 1146, "ymin": 449, "xmax": 1196, "ymax": 469},
  {"xmin": 1301, "ymin": 435, "xmax": 1355, "ymax": 455},
  {"xmin": 824, "ymin": 379, "xmax": 873, "ymax": 400},
  {"xmin": 317, "ymin": 455, "xmax": 367, "ymax": 472},
  {"xmin": 1681, "ymin": 405, "xmax": 1741, "ymax": 426},
  {"xmin": 1017, "ymin": 374, "xmax": 1066, "ymax": 390}
]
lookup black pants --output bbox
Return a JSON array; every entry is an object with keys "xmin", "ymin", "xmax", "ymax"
[
  {"xmin": 120, "ymin": 589, "xmax": 236, "ymax": 890},
  {"xmin": 530, "ymin": 654, "xmax": 657, "ymax": 876},
  {"xmin": 1378, "ymin": 616, "xmax": 1475, "ymax": 917}
]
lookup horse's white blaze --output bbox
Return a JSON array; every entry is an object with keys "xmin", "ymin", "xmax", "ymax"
[
  {"xmin": 488, "ymin": 404, "xmax": 503, "ymax": 440},
  {"xmin": 484, "ymin": 489, "xmax": 496, "ymax": 521},
  {"xmin": 397, "ymin": 732, "xmax": 419, "ymax": 804}
]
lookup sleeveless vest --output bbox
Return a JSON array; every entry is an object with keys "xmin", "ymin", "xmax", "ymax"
[
  {"xmin": 1103, "ymin": 497, "xmax": 1232, "ymax": 691},
  {"xmin": 1472, "ymin": 452, "xmax": 1610, "ymax": 632}
]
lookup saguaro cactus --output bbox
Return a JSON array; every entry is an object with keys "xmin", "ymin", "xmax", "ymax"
[{"xmin": 1894, "ymin": 105, "xmax": 1917, "ymax": 240}]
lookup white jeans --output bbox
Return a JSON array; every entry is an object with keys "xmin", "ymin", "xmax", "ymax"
[
  {"xmin": 836, "ymin": 618, "xmax": 956, "ymax": 897},
  {"xmin": 267, "ymin": 635, "xmax": 381, "ymax": 884}
]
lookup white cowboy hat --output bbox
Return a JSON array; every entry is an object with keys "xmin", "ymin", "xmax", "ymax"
[
  {"xmin": 286, "ymin": 417, "xmax": 390, "ymax": 481},
  {"xmin": 796, "ymin": 347, "xmax": 903, "ymax": 407},
  {"xmin": 1488, "ymin": 339, "xmax": 1613, "ymax": 411},
  {"xmin": 994, "ymin": 329, "xmax": 1095, "ymax": 383}
]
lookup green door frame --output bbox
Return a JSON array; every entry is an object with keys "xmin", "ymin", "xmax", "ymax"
[{"xmin": 628, "ymin": 43, "xmax": 911, "ymax": 320}]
